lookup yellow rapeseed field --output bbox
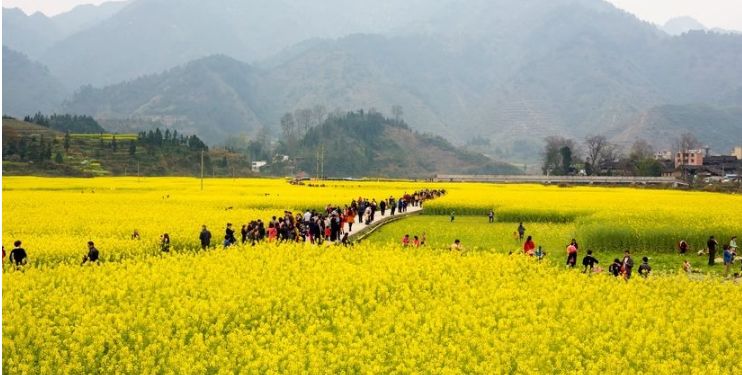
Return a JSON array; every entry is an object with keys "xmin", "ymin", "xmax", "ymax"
[
  {"xmin": 425, "ymin": 184, "xmax": 742, "ymax": 252},
  {"xmin": 4, "ymin": 246, "xmax": 741, "ymax": 374},
  {"xmin": 2, "ymin": 177, "xmax": 429, "ymax": 265},
  {"xmin": 3, "ymin": 177, "xmax": 741, "ymax": 373}
]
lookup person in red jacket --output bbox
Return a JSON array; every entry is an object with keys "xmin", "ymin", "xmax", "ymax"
[{"xmin": 523, "ymin": 236, "xmax": 536, "ymax": 256}]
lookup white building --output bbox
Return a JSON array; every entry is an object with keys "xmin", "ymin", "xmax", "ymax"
[
  {"xmin": 251, "ymin": 161, "xmax": 267, "ymax": 173},
  {"xmin": 654, "ymin": 151, "xmax": 672, "ymax": 161}
]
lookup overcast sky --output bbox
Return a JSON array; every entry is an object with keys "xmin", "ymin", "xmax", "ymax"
[{"xmin": 3, "ymin": 0, "xmax": 742, "ymax": 30}]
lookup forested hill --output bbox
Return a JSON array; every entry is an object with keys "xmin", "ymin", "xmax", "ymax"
[{"xmin": 292, "ymin": 111, "xmax": 522, "ymax": 178}]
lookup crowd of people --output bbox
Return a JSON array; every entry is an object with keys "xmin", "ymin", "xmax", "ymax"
[
  {"xmin": 517, "ymin": 222, "xmax": 739, "ymax": 280},
  {"xmin": 2, "ymin": 189, "xmax": 445, "ymax": 269}
]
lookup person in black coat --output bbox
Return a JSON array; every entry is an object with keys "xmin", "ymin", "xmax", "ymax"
[
  {"xmin": 82, "ymin": 241, "xmax": 100, "ymax": 265},
  {"xmin": 199, "ymin": 225, "xmax": 212, "ymax": 249},
  {"xmin": 582, "ymin": 250, "xmax": 599, "ymax": 273},
  {"xmin": 224, "ymin": 223, "xmax": 236, "ymax": 247},
  {"xmin": 330, "ymin": 214, "xmax": 341, "ymax": 241},
  {"xmin": 707, "ymin": 236, "xmax": 718, "ymax": 266},
  {"xmin": 9, "ymin": 240, "xmax": 28, "ymax": 267}
]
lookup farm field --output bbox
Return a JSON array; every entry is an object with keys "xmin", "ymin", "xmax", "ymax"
[
  {"xmin": 1, "ymin": 177, "xmax": 429, "ymax": 265},
  {"xmin": 369, "ymin": 216, "xmax": 721, "ymax": 274},
  {"xmin": 2, "ymin": 177, "xmax": 741, "ymax": 373}
]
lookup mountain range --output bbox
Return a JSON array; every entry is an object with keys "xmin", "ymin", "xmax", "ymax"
[{"xmin": 3, "ymin": 0, "xmax": 742, "ymax": 161}]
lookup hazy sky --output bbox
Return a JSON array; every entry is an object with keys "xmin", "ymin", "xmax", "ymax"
[{"xmin": 3, "ymin": 0, "xmax": 742, "ymax": 30}]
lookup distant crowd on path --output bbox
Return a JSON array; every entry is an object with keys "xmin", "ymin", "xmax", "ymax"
[
  {"xmin": 199, "ymin": 189, "xmax": 444, "ymax": 248},
  {"xmin": 3, "ymin": 189, "xmax": 445, "ymax": 270},
  {"xmin": 515, "ymin": 223, "xmax": 739, "ymax": 280}
]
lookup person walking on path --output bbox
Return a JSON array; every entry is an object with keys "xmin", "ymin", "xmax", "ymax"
[
  {"xmin": 389, "ymin": 197, "xmax": 396, "ymax": 216},
  {"xmin": 380, "ymin": 199, "xmax": 387, "ymax": 217},
  {"xmin": 517, "ymin": 223, "xmax": 526, "ymax": 241},
  {"xmin": 523, "ymin": 236, "xmax": 536, "ymax": 256},
  {"xmin": 638, "ymin": 257, "xmax": 652, "ymax": 278},
  {"xmin": 199, "ymin": 225, "xmax": 212, "ymax": 249},
  {"xmin": 707, "ymin": 236, "xmax": 718, "ymax": 266},
  {"xmin": 9, "ymin": 240, "xmax": 28, "ymax": 268},
  {"xmin": 488, "ymin": 210, "xmax": 494, "ymax": 223},
  {"xmin": 622, "ymin": 251, "xmax": 635, "ymax": 280},
  {"xmin": 81, "ymin": 241, "xmax": 100, "ymax": 265},
  {"xmin": 330, "ymin": 213, "xmax": 341, "ymax": 242},
  {"xmin": 582, "ymin": 250, "xmax": 599, "ymax": 273}
]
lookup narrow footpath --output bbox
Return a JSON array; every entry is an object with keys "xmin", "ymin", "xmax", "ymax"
[{"xmin": 345, "ymin": 205, "xmax": 424, "ymax": 242}]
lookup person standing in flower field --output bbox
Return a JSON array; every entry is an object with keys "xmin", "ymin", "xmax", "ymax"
[
  {"xmin": 678, "ymin": 239, "xmax": 689, "ymax": 255},
  {"xmin": 402, "ymin": 234, "xmax": 410, "ymax": 247},
  {"xmin": 723, "ymin": 245, "xmax": 735, "ymax": 278},
  {"xmin": 609, "ymin": 258, "xmax": 622, "ymax": 277},
  {"xmin": 488, "ymin": 210, "xmax": 494, "ymax": 223},
  {"xmin": 224, "ymin": 223, "xmax": 236, "ymax": 247},
  {"xmin": 566, "ymin": 242, "xmax": 578, "ymax": 268},
  {"xmin": 534, "ymin": 246, "xmax": 546, "ymax": 262},
  {"xmin": 729, "ymin": 236, "xmax": 738, "ymax": 270},
  {"xmin": 638, "ymin": 257, "xmax": 652, "ymax": 278},
  {"xmin": 517, "ymin": 222, "xmax": 526, "ymax": 241},
  {"xmin": 582, "ymin": 250, "xmax": 599, "ymax": 273},
  {"xmin": 199, "ymin": 225, "xmax": 212, "ymax": 249},
  {"xmin": 621, "ymin": 251, "xmax": 635, "ymax": 280},
  {"xmin": 707, "ymin": 235, "xmax": 718, "ymax": 266},
  {"xmin": 450, "ymin": 239, "xmax": 463, "ymax": 251},
  {"xmin": 9, "ymin": 240, "xmax": 28, "ymax": 268},
  {"xmin": 523, "ymin": 235, "xmax": 536, "ymax": 256},
  {"xmin": 81, "ymin": 241, "xmax": 99, "ymax": 265},
  {"xmin": 450, "ymin": 211, "xmax": 455, "ymax": 222},
  {"xmin": 160, "ymin": 234, "xmax": 171, "ymax": 253}
]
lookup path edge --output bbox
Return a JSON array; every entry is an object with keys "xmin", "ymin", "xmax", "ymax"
[{"xmin": 350, "ymin": 209, "xmax": 423, "ymax": 242}]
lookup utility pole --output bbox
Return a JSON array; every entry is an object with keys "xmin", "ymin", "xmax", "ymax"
[
  {"xmin": 320, "ymin": 144, "xmax": 325, "ymax": 180},
  {"xmin": 316, "ymin": 147, "xmax": 321, "ymax": 180},
  {"xmin": 200, "ymin": 150, "xmax": 204, "ymax": 191}
]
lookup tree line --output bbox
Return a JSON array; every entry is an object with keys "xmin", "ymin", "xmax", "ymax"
[
  {"xmin": 23, "ymin": 113, "xmax": 105, "ymax": 133},
  {"xmin": 541, "ymin": 132, "xmax": 702, "ymax": 177},
  {"xmin": 137, "ymin": 128, "xmax": 208, "ymax": 152}
]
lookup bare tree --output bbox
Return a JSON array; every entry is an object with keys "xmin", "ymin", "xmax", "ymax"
[
  {"xmin": 675, "ymin": 132, "xmax": 701, "ymax": 154},
  {"xmin": 629, "ymin": 139, "xmax": 654, "ymax": 161},
  {"xmin": 391, "ymin": 105, "xmax": 404, "ymax": 122},
  {"xmin": 294, "ymin": 108, "xmax": 313, "ymax": 136},
  {"xmin": 312, "ymin": 105, "xmax": 327, "ymax": 127},
  {"xmin": 584, "ymin": 135, "xmax": 608, "ymax": 176},
  {"xmin": 280, "ymin": 112, "xmax": 297, "ymax": 154}
]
